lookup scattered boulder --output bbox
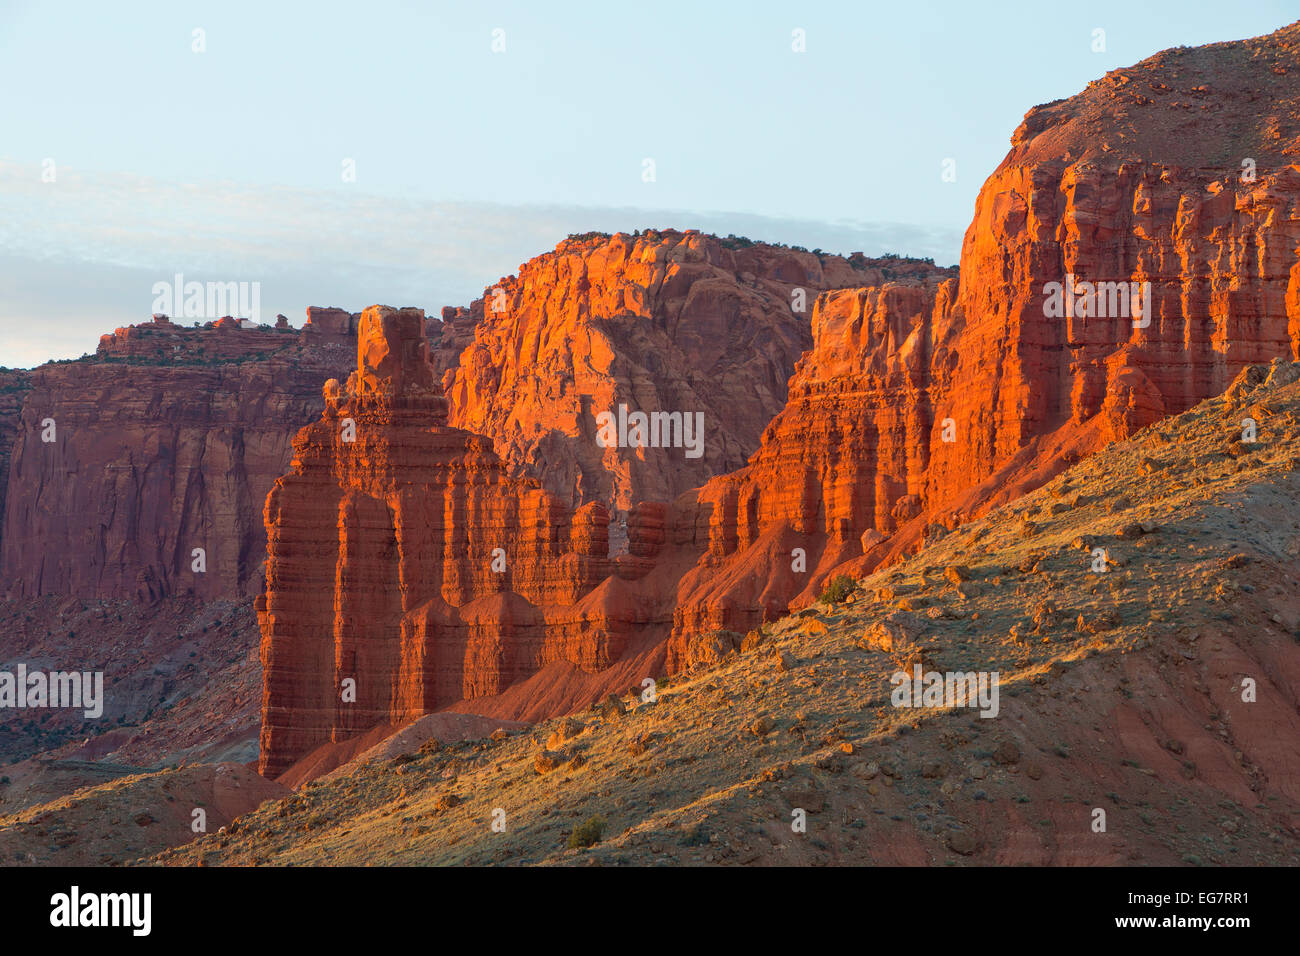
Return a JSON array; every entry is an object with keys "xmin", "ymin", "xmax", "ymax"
[
  {"xmin": 750, "ymin": 716, "xmax": 776, "ymax": 737},
  {"xmin": 993, "ymin": 741, "xmax": 1021, "ymax": 765},
  {"xmin": 684, "ymin": 630, "xmax": 743, "ymax": 669},
  {"xmin": 946, "ymin": 830, "xmax": 979, "ymax": 855},
  {"xmin": 859, "ymin": 611, "xmax": 924, "ymax": 653},
  {"xmin": 534, "ymin": 750, "xmax": 565, "ymax": 774}
]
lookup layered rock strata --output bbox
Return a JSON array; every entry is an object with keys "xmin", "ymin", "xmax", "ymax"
[
  {"xmin": 439, "ymin": 230, "xmax": 953, "ymax": 515},
  {"xmin": 260, "ymin": 306, "xmax": 676, "ymax": 775},
  {"xmin": 0, "ymin": 314, "xmax": 356, "ymax": 602},
  {"xmin": 663, "ymin": 24, "xmax": 1300, "ymax": 647}
]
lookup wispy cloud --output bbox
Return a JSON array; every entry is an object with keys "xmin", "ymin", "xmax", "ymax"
[{"xmin": 0, "ymin": 161, "xmax": 963, "ymax": 367}]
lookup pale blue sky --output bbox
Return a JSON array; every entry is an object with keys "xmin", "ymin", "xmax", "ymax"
[{"xmin": 1, "ymin": 0, "xmax": 1296, "ymax": 366}]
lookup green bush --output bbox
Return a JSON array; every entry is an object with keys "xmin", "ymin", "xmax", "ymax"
[
  {"xmin": 567, "ymin": 815, "xmax": 605, "ymax": 849},
  {"xmin": 679, "ymin": 823, "xmax": 710, "ymax": 847},
  {"xmin": 819, "ymin": 573, "xmax": 856, "ymax": 605}
]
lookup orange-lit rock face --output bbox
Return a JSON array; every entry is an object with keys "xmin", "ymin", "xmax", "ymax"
[
  {"xmin": 256, "ymin": 238, "xmax": 957, "ymax": 773},
  {"xmin": 661, "ymin": 26, "xmax": 1300, "ymax": 649},
  {"xmin": 946, "ymin": 24, "xmax": 1300, "ymax": 461},
  {"xmin": 440, "ymin": 230, "xmax": 954, "ymax": 517},
  {"xmin": 662, "ymin": 280, "xmax": 958, "ymax": 655},
  {"xmin": 259, "ymin": 306, "xmax": 639, "ymax": 776}
]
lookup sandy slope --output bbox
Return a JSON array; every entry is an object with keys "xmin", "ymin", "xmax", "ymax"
[{"xmin": 0, "ymin": 762, "xmax": 288, "ymax": 866}]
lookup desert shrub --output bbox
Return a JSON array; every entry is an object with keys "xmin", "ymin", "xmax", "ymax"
[
  {"xmin": 679, "ymin": 823, "xmax": 710, "ymax": 847},
  {"xmin": 819, "ymin": 573, "xmax": 856, "ymax": 604},
  {"xmin": 720, "ymin": 233, "xmax": 756, "ymax": 250},
  {"xmin": 567, "ymin": 815, "xmax": 605, "ymax": 849}
]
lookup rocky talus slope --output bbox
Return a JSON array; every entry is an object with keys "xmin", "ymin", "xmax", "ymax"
[
  {"xmin": 10, "ymin": 22, "xmax": 1300, "ymax": 866},
  {"xmin": 160, "ymin": 359, "xmax": 1300, "ymax": 866},
  {"xmin": 0, "ymin": 596, "xmax": 260, "ymax": 769},
  {"xmin": 0, "ymin": 763, "xmax": 289, "ymax": 866}
]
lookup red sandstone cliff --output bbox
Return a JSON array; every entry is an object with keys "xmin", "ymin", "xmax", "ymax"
[
  {"xmin": 0, "ymin": 314, "xmax": 356, "ymax": 603},
  {"xmin": 660, "ymin": 23, "xmax": 1300, "ymax": 651},
  {"xmin": 0, "ymin": 316, "xmax": 362, "ymax": 771},
  {"xmin": 0, "ymin": 368, "xmax": 32, "ymax": 562},
  {"xmin": 438, "ymin": 231, "xmax": 952, "ymax": 520},
  {"xmin": 257, "ymin": 306, "xmax": 667, "ymax": 775}
]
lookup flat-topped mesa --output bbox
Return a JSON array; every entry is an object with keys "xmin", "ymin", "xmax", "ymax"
[
  {"xmin": 94, "ymin": 305, "xmax": 365, "ymax": 366},
  {"xmin": 260, "ymin": 305, "xmax": 646, "ymax": 776},
  {"xmin": 96, "ymin": 317, "xmax": 293, "ymax": 363}
]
